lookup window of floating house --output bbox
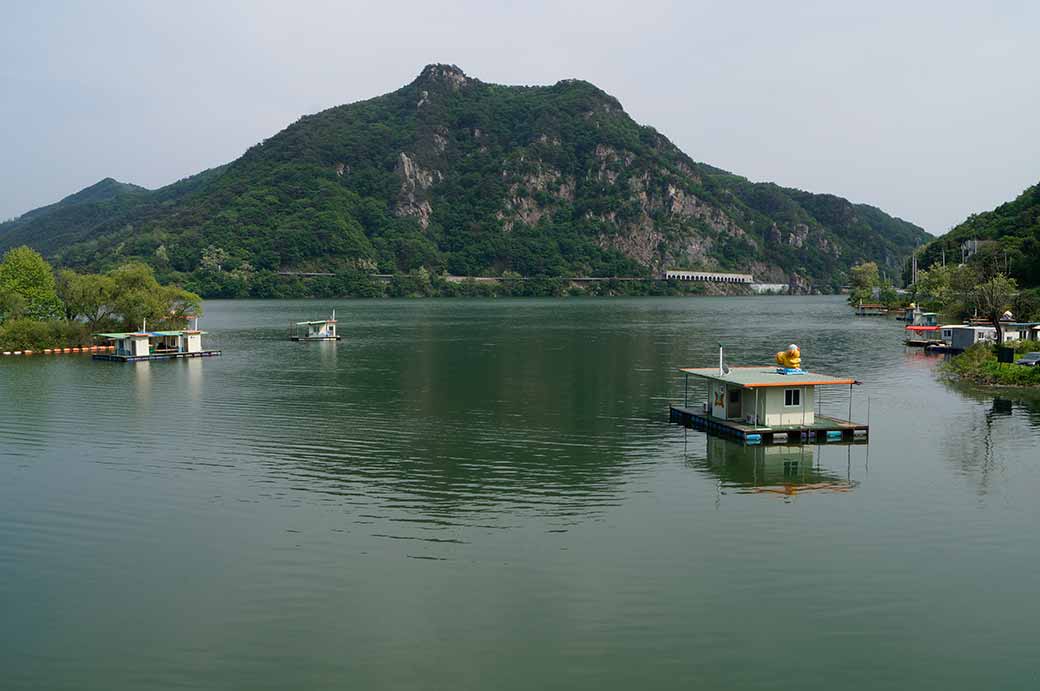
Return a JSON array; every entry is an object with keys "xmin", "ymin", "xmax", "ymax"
[{"xmin": 784, "ymin": 389, "xmax": 801, "ymax": 407}]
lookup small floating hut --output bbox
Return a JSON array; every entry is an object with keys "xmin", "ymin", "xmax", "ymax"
[
  {"xmin": 670, "ymin": 344, "xmax": 868, "ymax": 445},
  {"xmin": 289, "ymin": 311, "xmax": 340, "ymax": 341},
  {"xmin": 854, "ymin": 301, "xmax": 888, "ymax": 316},
  {"xmin": 93, "ymin": 319, "xmax": 220, "ymax": 362}
]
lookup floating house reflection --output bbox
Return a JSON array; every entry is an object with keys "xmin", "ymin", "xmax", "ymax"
[{"xmin": 689, "ymin": 435, "xmax": 858, "ymax": 497}]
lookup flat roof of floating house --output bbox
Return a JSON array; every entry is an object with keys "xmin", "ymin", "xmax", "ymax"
[
  {"xmin": 95, "ymin": 330, "xmax": 207, "ymax": 339},
  {"xmin": 679, "ymin": 367, "xmax": 859, "ymax": 388},
  {"xmin": 295, "ymin": 320, "xmax": 336, "ymax": 325}
]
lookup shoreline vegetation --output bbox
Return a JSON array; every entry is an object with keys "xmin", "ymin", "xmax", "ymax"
[
  {"xmin": 848, "ymin": 259, "xmax": 1040, "ymax": 325},
  {"xmin": 844, "ymin": 259, "xmax": 1040, "ymax": 388},
  {"xmin": 942, "ymin": 343, "xmax": 1040, "ymax": 387},
  {"xmin": 190, "ymin": 269, "xmax": 758, "ymax": 300},
  {"xmin": 0, "ymin": 242, "xmax": 772, "ymax": 352},
  {"xmin": 0, "ymin": 246, "xmax": 201, "ymax": 352}
]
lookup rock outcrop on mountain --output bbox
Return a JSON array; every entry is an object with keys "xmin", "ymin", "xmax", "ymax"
[{"xmin": 0, "ymin": 64, "xmax": 930, "ymax": 294}]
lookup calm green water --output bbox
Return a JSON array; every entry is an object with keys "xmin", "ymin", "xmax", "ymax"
[{"xmin": 2, "ymin": 296, "xmax": 1039, "ymax": 690}]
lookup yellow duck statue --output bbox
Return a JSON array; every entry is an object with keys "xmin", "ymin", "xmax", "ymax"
[{"xmin": 775, "ymin": 344, "xmax": 802, "ymax": 370}]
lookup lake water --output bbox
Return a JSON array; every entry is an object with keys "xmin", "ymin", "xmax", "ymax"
[{"xmin": 2, "ymin": 296, "xmax": 1038, "ymax": 690}]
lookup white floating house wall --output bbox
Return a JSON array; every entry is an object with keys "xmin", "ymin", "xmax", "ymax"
[
  {"xmin": 708, "ymin": 379, "xmax": 815, "ymax": 426},
  {"xmin": 120, "ymin": 334, "xmax": 151, "ymax": 357},
  {"xmin": 290, "ymin": 315, "xmax": 339, "ymax": 341},
  {"xmin": 180, "ymin": 331, "xmax": 203, "ymax": 353},
  {"xmin": 306, "ymin": 321, "xmax": 335, "ymax": 338},
  {"xmin": 941, "ymin": 325, "xmax": 1030, "ymax": 350},
  {"xmin": 1003, "ymin": 323, "xmax": 1040, "ymax": 342},
  {"xmin": 760, "ymin": 385, "xmax": 816, "ymax": 426},
  {"xmin": 942, "ymin": 326, "xmax": 996, "ymax": 351}
]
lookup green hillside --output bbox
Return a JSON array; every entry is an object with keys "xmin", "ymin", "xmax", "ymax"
[
  {"xmin": 914, "ymin": 182, "xmax": 1040, "ymax": 288},
  {"xmin": 0, "ymin": 64, "xmax": 930, "ymax": 297}
]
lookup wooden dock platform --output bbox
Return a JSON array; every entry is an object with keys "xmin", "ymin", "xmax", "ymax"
[
  {"xmin": 669, "ymin": 406, "xmax": 868, "ymax": 445},
  {"xmin": 92, "ymin": 350, "xmax": 222, "ymax": 363}
]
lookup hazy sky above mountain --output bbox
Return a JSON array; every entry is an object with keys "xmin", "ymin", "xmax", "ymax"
[{"xmin": 2, "ymin": 1, "xmax": 1037, "ymax": 234}]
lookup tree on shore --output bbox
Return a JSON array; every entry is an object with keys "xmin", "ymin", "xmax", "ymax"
[
  {"xmin": 0, "ymin": 246, "xmax": 63, "ymax": 320},
  {"xmin": 56, "ymin": 269, "xmax": 118, "ymax": 330},
  {"xmin": 0, "ymin": 287, "xmax": 26, "ymax": 323},
  {"xmin": 972, "ymin": 273, "xmax": 1017, "ymax": 343},
  {"xmin": 1, "ymin": 246, "xmax": 204, "ymax": 351},
  {"xmin": 850, "ymin": 262, "xmax": 881, "ymax": 291},
  {"xmin": 108, "ymin": 262, "xmax": 202, "ymax": 330}
]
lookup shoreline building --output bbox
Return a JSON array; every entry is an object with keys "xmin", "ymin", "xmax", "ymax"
[{"xmin": 664, "ymin": 269, "xmax": 753, "ymax": 285}]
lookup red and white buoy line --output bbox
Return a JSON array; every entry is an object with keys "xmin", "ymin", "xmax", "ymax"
[{"xmin": 2, "ymin": 345, "xmax": 116, "ymax": 356}]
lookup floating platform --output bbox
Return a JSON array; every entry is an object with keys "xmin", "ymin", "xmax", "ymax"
[
  {"xmin": 854, "ymin": 304, "xmax": 888, "ymax": 316},
  {"xmin": 669, "ymin": 406, "xmax": 868, "ymax": 445},
  {"xmin": 290, "ymin": 336, "xmax": 341, "ymax": 342},
  {"xmin": 92, "ymin": 350, "xmax": 222, "ymax": 363}
]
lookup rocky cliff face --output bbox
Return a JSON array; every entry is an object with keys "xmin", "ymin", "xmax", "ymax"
[
  {"xmin": 2, "ymin": 64, "xmax": 930, "ymax": 291},
  {"xmin": 352, "ymin": 64, "xmax": 924, "ymax": 289}
]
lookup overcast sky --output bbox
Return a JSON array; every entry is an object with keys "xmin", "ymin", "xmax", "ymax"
[{"xmin": 2, "ymin": 1, "xmax": 1037, "ymax": 235}]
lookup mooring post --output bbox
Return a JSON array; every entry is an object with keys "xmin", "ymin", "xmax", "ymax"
[
  {"xmin": 848, "ymin": 383, "xmax": 853, "ymax": 422},
  {"xmin": 684, "ymin": 372, "xmax": 688, "ymax": 408}
]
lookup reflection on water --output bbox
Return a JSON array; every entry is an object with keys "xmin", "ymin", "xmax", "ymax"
[
  {"xmin": 185, "ymin": 358, "xmax": 203, "ymax": 400},
  {"xmin": 2, "ymin": 296, "xmax": 1040, "ymax": 691},
  {"xmin": 688, "ymin": 434, "xmax": 858, "ymax": 499},
  {"xmin": 938, "ymin": 385, "xmax": 1040, "ymax": 495}
]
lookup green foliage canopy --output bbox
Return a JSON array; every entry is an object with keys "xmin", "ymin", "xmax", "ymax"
[{"xmin": 0, "ymin": 246, "xmax": 63, "ymax": 320}]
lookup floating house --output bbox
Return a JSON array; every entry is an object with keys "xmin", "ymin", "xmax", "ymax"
[
  {"xmin": 899, "ymin": 304, "xmax": 924, "ymax": 322},
  {"xmin": 905, "ymin": 325, "xmax": 943, "ymax": 347},
  {"xmin": 670, "ymin": 346, "xmax": 867, "ymax": 444},
  {"xmin": 1004, "ymin": 322, "xmax": 1040, "ymax": 341},
  {"xmin": 854, "ymin": 301, "xmax": 888, "ymax": 316},
  {"xmin": 933, "ymin": 322, "xmax": 1040, "ymax": 353},
  {"xmin": 904, "ymin": 311, "xmax": 941, "ymax": 347},
  {"xmin": 93, "ymin": 325, "xmax": 220, "ymax": 362},
  {"xmin": 912, "ymin": 312, "xmax": 939, "ymax": 327},
  {"xmin": 289, "ymin": 312, "xmax": 340, "ymax": 341},
  {"xmin": 937, "ymin": 325, "xmax": 997, "ymax": 353}
]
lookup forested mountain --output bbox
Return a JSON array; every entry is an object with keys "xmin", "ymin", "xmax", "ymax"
[
  {"xmin": 0, "ymin": 64, "xmax": 930, "ymax": 296},
  {"xmin": 0, "ymin": 178, "xmax": 147, "ymax": 252},
  {"xmin": 914, "ymin": 181, "xmax": 1040, "ymax": 288}
]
